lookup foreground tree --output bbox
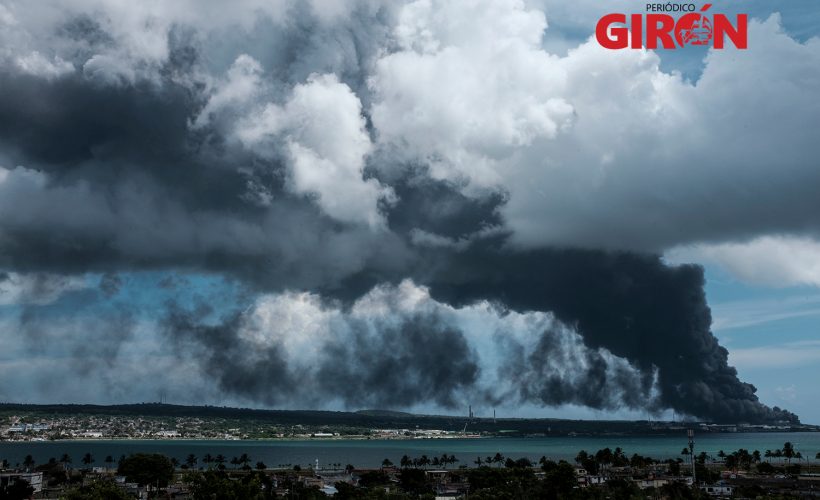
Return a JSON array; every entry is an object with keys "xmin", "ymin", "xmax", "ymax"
[
  {"xmin": 783, "ymin": 442, "xmax": 795, "ymax": 464},
  {"xmin": 185, "ymin": 470, "xmax": 269, "ymax": 500},
  {"xmin": 117, "ymin": 453, "xmax": 174, "ymax": 488}
]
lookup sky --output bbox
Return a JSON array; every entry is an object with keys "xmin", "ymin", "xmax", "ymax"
[{"xmin": 0, "ymin": 0, "xmax": 819, "ymax": 424}]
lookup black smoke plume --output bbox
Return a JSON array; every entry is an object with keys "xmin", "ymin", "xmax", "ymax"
[{"xmin": 412, "ymin": 241, "xmax": 798, "ymax": 424}]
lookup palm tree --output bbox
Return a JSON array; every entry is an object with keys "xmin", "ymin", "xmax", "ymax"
[
  {"xmin": 186, "ymin": 454, "xmax": 197, "ymax": 469},
  {"xmin": 764, "ymin": 450, "xmax": 772, "ymax": 463},
  {"xmin": 449, "ymin": 455, "xmax": 458, "ymax": 468},
  {"xmin": 419, "ymin": 455, "xmax": 430, "ymax": 469},
  {"xmin": 81, "ymin": 453, "xmax": 94, "ymax": 469},
  {"xmin": 60, "ymin": 454, "xmax": 72, "ymax": 470},
  {"xmin": 400, "ymin": 455, "xmax": 410, "ymax": 469},
  {"xmin": 596, "ymin": 448, "xmax": 614, "ymax": 472},
  {"xmin": 104, "ymin": 455, "xmax": 114, "ymax": 469},
  {"xmin": 381, "ymin": 458, "xmax": 393, "ymax": 469},
  {"xmin": 782, "ymin": 442, "xmax": 795, "ymax": 464},
  {"xmin": 238, "ymin": 453, "xmax": 251, "ymax": 469},
  {"xmin": 23, "ymin": 455, "xmax": 35, "ymax": 471},
  {"xmin": 256, "ymin": 461, "xmax": 267, "ymax": 470},
  {"xmin": 215, "ymin": 454, "xmax": 226, "ymax": 470},
  {"xmin": 432, "ymin": 457, "xmax": 441, "ymax": 468},
  {"xmin": 203, "ymin": 453, "xmax": 213, "ymax": 469},
  {"xmin": 474, "ymin": 456, "xmax": 483, "ymax": 467},
  {"xmin": 493, "ymin": 453, "xmax": 504, "ymax": 467}
]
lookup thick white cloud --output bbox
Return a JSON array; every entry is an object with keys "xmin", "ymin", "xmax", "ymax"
[
  {"xmin": 6, "ymin": 0, "xmax": 816, "ymax": 251},
  {"xmin": 667, "ymin": 236, "xmax": 820, "ymax": 288},
  {"xmin": 237, "ymin": 72, "xmax": 393, "ymax": 227},
  {"xmin": 192, "ymin": 54, "xmax": 263, "ymax": 129},
  {"xmin": 370, "ymin": 0, "xmax": 574, "ymax": 188},
  {"xmin": 371, "ymin": 2, "xmax": 820, "ymax": 251},
  {"xmin": 14, "ymin": 50, "xmax": 73, "ymax": 78}
]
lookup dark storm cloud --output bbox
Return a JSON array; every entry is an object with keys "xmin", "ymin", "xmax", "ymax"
[
  {"xmin": 18, "ymin": 302, "xmax": 136, "ymax": 377},
  {"xmin": 0, "ymin": 2, "xmax": 802, "ymax": 424},
  {"xmin": 316, "ymin": 314, "xmax": 480, "ymax": 409},
  {"xmin": 162, "ymin": 303, "xmax": 479, "ymax": 409},
  {"xmin": 384, "ymin": 172, "xmax": 507, "ymax": 240},
  {"xmin": 0, "ymin": 59, "xmax": 795, "ymax": 421},
  {"xmin": 0, "ymin": 50, "xmax": 410, "ymax": 288},
  {"xmin": 163, "ymin": 304, "xmax": 297, "ymax": 406}
]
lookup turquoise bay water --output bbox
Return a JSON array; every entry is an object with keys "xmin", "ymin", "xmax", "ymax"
[{"xmin": 1, "ymin": 433, "xmax": 819, "ymax": 469}]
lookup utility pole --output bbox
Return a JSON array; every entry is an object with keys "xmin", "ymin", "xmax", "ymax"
[{"xmin": 688, "ymin": 428, "xmax": 697, "ymax": 486}]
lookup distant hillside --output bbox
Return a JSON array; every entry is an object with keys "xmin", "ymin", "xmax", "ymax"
[
  {"xmin": 355, "ymin": 409, "xmax": 415, "ymax": 418},
  {"xmin": 0, "ymin": 403, "xmax": 815, "ymax": 435}
]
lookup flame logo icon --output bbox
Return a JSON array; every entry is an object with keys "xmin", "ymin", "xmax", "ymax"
[{"xmin": 675, "ymin": 4, "xmax": 714, "ymax": 46}]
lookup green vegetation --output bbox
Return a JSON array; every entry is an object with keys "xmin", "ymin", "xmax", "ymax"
[
  {"xmin": 117, "ymin": 453, "xmax": 174, "ymax": 487},
  {"xmin": 62, "ymin": 479, "xmax": 131, "ymax": 500},
  {"xmin": 185, "ymin": 470, "xmax": 275, "ymax": 500}
]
